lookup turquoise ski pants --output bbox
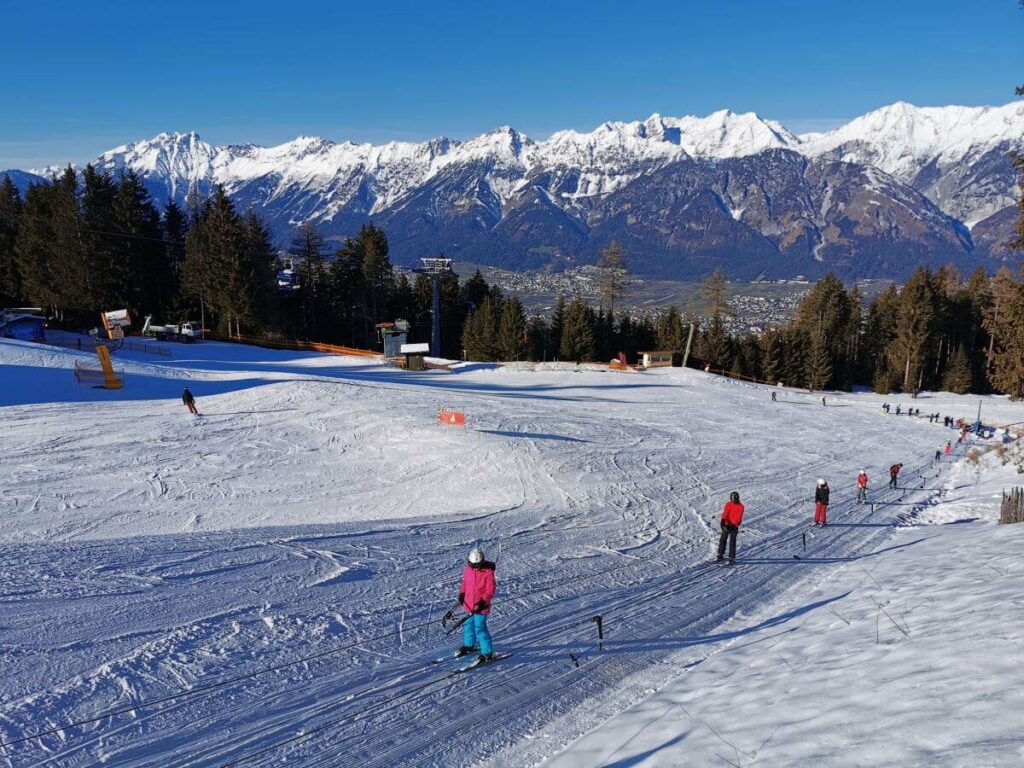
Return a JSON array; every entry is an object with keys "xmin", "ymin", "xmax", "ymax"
[{"xmin": 463, "ymin": 613, "xmax": 493, "ymax": 655}]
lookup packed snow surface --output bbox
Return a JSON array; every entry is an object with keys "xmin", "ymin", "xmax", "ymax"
[
  {"xmin": 545, "ymin": 456, "xmax": 1024, "ymax": 767},
  {"xmin": 1, "ymin": 336, "xmax": 1022, "ymax": 766}
]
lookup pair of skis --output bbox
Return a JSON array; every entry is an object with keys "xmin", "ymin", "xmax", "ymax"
[{"xmin": 430, "ymin": 650, "xmax": 513, "ymax": 673}]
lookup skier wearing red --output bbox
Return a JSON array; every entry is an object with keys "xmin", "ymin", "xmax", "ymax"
[
  {"xmin": 456, "ymin": 548, "xmax": 497, "ymax": 663},
  {"xmin": 182, "ymin": 387, "xmax": 199, "ymax": 415},
  {"xmin": 889, "ymin": 463, "xmax": 902, "ymax": 489},
  {"xmin": 856, "ymin": 470, "xmax": 868, "ymax": 503},
  {"xmin": 716, "ymin": 492, "xmax": 745, "ymax": 564},
  {"xmin": 944, "ymin": 441, "xmax": 952, "ymax": 456},
  {"xmin": 814, "ymin": 479, "xmax": 830, "ymax": 525}
]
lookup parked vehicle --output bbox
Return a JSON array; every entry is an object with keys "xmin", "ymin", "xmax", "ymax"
[{"xmin": 141, "ymin": 315, "xmax": 200, "ymax": 342}]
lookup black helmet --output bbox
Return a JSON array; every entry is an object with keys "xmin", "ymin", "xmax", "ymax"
[{"xmin": 729, "ymin": 491, "xmax": 740, "ymax": 503}]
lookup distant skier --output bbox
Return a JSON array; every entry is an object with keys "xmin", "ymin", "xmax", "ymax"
[
  {"xmin": 821, "ymin": 396, "xmax": 826, "ymax": 406},
  {"xmin": 771, "ymin": 391, "xmax": 777, "ymax": 402},
  {"xmin": 455, "ymin": 547, "xmax": 497, "ymax": 664},
  {"xmin": 182, "ymin": 387, "xmax": 199, "ymax": 415},
  {"xmin": 716, "ymin": 491, "xmax": 745, "ymax": 565},
  {"xmin": 935, "ymin": 448, "xmax": 942, "ymax": 461},
  {"xmin": 856, "ymin": 470, "xmax": 868, "ymax": 503},
  {"xmin": 895, "ymin": 404, "xmax": 901, "ymax": 415},
  {"xmin": 944, "ymin": 441, "xmax": 952, "ymax": 457},
  {"xmin": 889, "ymin": 462, "xmax": 902, "ymax": 489},
  {"xmin": 814, "ymin": 479, "xmax": 830, "ymax": 526}
]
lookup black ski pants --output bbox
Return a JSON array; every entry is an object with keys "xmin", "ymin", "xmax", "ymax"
[{"xmin": 717, "ymin": 525, "xmax": 738, "ymax": 560}]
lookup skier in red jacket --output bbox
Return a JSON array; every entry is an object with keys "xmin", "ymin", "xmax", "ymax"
[
  {"xmin": 856, "ymin": 470, "xmax": 868, "ymax": 504},
  {"xmin": 455, "ymin": 547, "xmax": 497, "ymax": 663},
  {"xmin": 717, "ymin": 492, "xmax": 745, "ymax": 564},
  {"xmin": 889, "ymin": 463, "xmax": 902, "ymax": 489}
]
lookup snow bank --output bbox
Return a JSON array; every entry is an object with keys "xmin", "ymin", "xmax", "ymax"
[{"xmin": 544, "ymin": 454, "xmax": 1024, "ymax": 767}]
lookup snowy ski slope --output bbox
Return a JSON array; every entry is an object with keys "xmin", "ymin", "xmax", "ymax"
[
  {"xmin": 545, "ymin": 456, "xmax": 1024, "ymax": 767},
  {"xmin": 1, "ymin": 336, "xmax": 1020, "ymax": 767}
]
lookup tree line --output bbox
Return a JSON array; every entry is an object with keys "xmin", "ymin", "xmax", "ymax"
[{"xmin": 1, "ymin": 170, "xmax": 1023, "ymax": 399}]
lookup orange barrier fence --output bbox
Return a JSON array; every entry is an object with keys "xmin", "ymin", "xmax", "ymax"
[
  {"xmin": 207, "ymin": 332, "xmax": 382, "ymax": 358},
  {"xmin": 439, "ymin": 409, "xmax": 467, "ymax": 427}
]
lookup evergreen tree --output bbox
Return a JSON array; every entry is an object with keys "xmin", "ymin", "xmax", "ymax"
[
  {"xmin": 461, "ymin": 269, "xmax": 490, "ymax": 311},
  {"xmin": 699, "ymin": 314, "xmax": 732, "ymax": 369},
  {"xmin": 243, "ymin": 209, "xmax": 276, "ymax": 328},
  {"xmin": 982, "ymin": 267, "xmax": 1017, "ymax": 382},
  {"xmin": 290, "ymin": 221, "xmax": 328, "ymax": 338},
  {"xmin": 733, "ymin": 333, "xmax": 761, "ymax": 379},
  {"xmin": 163, "ymin": 199, "xmax": 187, "ymax": 281},
  {"xmin": 527, "ymin": 315, "xmax": 548, "ymax": 361},
  {"xmin": 596, "ymin": 240, "xmax": 628, "ymax": 315},
  {"xmin": 962, "ymin": 267, "xmax": 993, "ymax": 391},
  {"xmin": 989, "ymin": 277, "xmax": 1024, "ymax": 399},
  {"xmin": 358, "ymin": 224, "xmax": 394, "ymax": 338},
  {"xmin": 0, "ymin": 175, "xmax": 23, "ymax": 305},
  {"xmin": 792, "ymin": 273, "xmax": 853, "ymax": 390},
  {"xmin": 656, "ymin": 305, "xmax": 685, "ymax": 354},
  {"xmin": 328, "ymin": 238, "xmax": 366, "ymax": 345},
  {"xmin": 806, "ymin": 330, "xmax": 833, "ymax": 391},
  {"xmin": 181, "ymin": 187, "xmax": 268, "ymax": 337},
  {"xmin": 80, "ymin": 165, "xmax": 122, "ymax": 312},
  {"xmin": 941, "ymin": 345, "xmax": 973, "ymax": 394},
  {"xmin": 779, "ymin": 327, "xmax": 807, "ymax": 388},
  {"xmin": 862, "ymin": 285, "xmax": 900, "ymax": 389},
  {"xmin": 888, "ymin": 268, "xmax": 935, "ymax": 392},
  {"xmin": 548, "ymin": 293, "xmax": 566, "ymax": 360},
  {"xmin": 113, "ymin": 170, "xmax": 170, "ymax": 316},
  {"xmin": 560, "ymin": 297, "xmax": 596, "ymax": 363},
  {"xmin": 844, "ymin": 284, "xmax": 864, "ymax": 386},
  {"xmin": 462, "ymin": 294, "xmax": 500, "ymax": 361},
  {"xmin": 759, "ymin": 328, "xmax": 784, "ymax": 384},
  {"xmin": 391, "ymin": 274, "xmax": 417, "ymax": 330},
  {"xmin": 497, "ymin": 296, "xmax": 529, "ymax": 360},
  {"xmin": 14, "ymin": 181, "xmax": 59, "ymax": 314}
]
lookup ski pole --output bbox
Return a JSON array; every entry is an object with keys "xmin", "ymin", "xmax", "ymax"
[
  {"xmin": 592, "ymin": 615, "xmax": 604, "ymax": 651},
  {"xmin": 569, "ymin": 615, "xmax": 606, "ymax": 666},
  {"xmin": 441, "ymin": 600, "xmax": 463, "ymax": 630}
]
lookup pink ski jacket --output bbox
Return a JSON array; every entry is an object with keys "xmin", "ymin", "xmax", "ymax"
[{"xmin": 461, "ymin": 562, "xmax": 496, "ymax": 615}]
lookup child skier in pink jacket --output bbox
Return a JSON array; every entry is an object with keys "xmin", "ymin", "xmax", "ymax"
[{"xmin": 456, "ymin": 547, "xmax": 497, "ymax": 663}]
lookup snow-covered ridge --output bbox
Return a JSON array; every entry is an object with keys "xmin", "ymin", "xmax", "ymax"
[
  {"xmin": 800, "ymin": 100, "xmax": 1024, "ymax": 179},
  {"xmin": 28, "ymin": 101, "xmax": 1024, "ymax": 228}
]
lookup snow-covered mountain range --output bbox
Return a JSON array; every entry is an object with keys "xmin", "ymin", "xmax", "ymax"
[{"xmin": 10, "ymin": 101, "xmax": 1024, "ymax": 280}]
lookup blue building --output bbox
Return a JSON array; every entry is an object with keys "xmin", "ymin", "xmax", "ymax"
[{"xmin": 0, "ymin": 311, "xmax": 46, "ymax": 342}]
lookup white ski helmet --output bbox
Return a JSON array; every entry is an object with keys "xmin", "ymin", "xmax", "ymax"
[
  {"xmin": 817, "ymin": 478, "xmax": 826, "ymax": 486},
  {"xmin": 859, "ymin": 470, "xmax": 865, "ymax": 475},
  {"xmin": 468, "ymin": 547, "xmax": 485, "ymax": 564}
]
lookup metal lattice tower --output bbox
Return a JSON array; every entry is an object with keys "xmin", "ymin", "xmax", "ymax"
[{"xmin": 413, "ymin": 257, "xmax": 453, "ymax": 357}]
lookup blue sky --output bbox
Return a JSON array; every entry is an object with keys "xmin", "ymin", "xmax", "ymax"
[{"xmin": 2, "ymin": 0, "xmax": 1022, "ymax": 168}]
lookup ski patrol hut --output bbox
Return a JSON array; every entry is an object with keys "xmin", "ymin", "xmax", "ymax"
[
  {"xmin": 400, "ymin": 342, "xmax": 429, "ymax": 371},
  {"xmin": 639, "ymin": 351, "xmax": 673, "ymax": 368},
  {"xmin": 377, "ymin": 319, "xmax": 410, "ymax": 359},
  {"xmin": 0, "ymin": 309, "xmax": 46, "ymax": 342}
]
